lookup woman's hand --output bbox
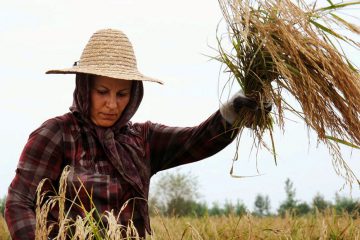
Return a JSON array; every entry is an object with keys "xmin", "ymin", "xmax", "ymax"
[{"xmin": 220, "ymin": 90, "xmax": 272, "ymax": 125}]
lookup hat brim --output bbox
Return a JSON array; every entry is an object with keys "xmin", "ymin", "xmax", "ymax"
[{"xmin": 46, "ymin": 66, "xmax": 163, "ymax": 84}]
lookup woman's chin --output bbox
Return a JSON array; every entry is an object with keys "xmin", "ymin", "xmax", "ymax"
[
  {"xmin": 99, "ymin": 122, "xmax": 115, "ymax": 127},
  {"xmin": 92, "ymin": 118, "xmax": 117, "ymax": 128}
]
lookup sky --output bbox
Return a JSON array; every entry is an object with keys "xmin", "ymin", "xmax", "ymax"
[{"xmin": 1, "ymin": 0, "xmax": 359, "ymax": 212}]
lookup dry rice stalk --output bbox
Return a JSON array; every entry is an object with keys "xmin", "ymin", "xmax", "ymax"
[
  {"xmin": 35, "ymin": 166, "xmax": 145, "ymax": 239},
  {"xmin": 35, "ymin": 178, "xmax": 52, "ymax": 240},
  {"xmin": 216, "ymin": 0, "xmax": 360, "ymax": 185},
  {"xmin": 57, "ymin": 165, "xmax": 70, "ymax": 240},
  {"xmin": 73, "ymin": 215, "xmax": 93, "ymax": 240},
  {"xmin": 104, "ymin": 210, "xmax": 124, "ymax": 240},
  {"xmin": 180, "ymin": 223, "xmax": 204, "ymax": 240}
]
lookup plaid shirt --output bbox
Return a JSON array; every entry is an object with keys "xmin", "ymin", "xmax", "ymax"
[{"xmin": 5, "ymin": 110, "xmax": 235, "ymax": 239}]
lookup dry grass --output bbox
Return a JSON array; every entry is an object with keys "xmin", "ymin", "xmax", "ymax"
[
  {"xmin": 2, "ymin": 206, "xmax": 360, "ymax": 239},
  {"xmin": 150, "ymin": 210, "xmax": 360, "ymax": 239},
  {"xmin": 216, "ymin": 0, "xmax": 360, "ymax": 185},
  {"xmin": 0, "ymin": 215, "xmax": 10, "ymax": 240}
]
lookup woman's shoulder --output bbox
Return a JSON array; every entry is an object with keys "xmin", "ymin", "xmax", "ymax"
[
  {"xmin": 30, "ymin": 112, "xmax": 80, "ymax": 138},
  {"xmin": 53, "ymin": 112, "xmax": 79, "ymax": 127},
  {"xmin": 130, "ymin": 120, "xmax": 157, "ymax": 133},
  {"xmin": 37, "ymin": 112, "xmax": 77, "ymax": 128}
]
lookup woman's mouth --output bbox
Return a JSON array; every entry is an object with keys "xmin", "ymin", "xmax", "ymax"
[{"xmin": 100, "ymin": 113, "xmax": 118, "ymax": 120}]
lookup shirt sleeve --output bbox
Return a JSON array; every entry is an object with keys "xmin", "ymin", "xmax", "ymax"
[
  {"xmin": 148, "ymin": 110, "xmax": 237, "ymax": 174},
  {"xmin": 5, "ymin": 118, "xmax": 64, "ymax": 240}
]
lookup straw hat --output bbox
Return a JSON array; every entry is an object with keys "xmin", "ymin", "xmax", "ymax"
[{"xmin": 46, "ymin": 29, "xmax": 163, "ymax": 84}]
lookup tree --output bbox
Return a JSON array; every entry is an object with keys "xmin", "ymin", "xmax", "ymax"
[
  {"xmin": 235, "ymin": 200, "xmax": 248, "ymax": 216},
  {"xmin": 150, "ymin": 171, "xmax": 200, "ymax": 216},
  {"xmin": 253, "ymin": 194, "xmax": 271, "ymax": 216},
  {"xmin": 295, "ymin": 202, "xmax": 311, "ymax": 216},
  {"xmin": 148, "ymin": 194, "xmax": 160, "ymax": 216},
  {"xmin": 209, "ymin": 202, "xmax": 224, "ymax": 216},
  {"xmin": 166, "ymin": 198, "xmax": 192, "ymax": 216},
  {"xmin": 278, "ymin": 178, "xmax": 297, "ymax": 216},
  {"xmin": 312, "ymin": 193, "xmax": 331, "ymax": 213},
  {"xmin": 224, "ymin": 200, "xmax": 235, "ymax": 215},
  {"xmin": 334, "ymin": 193, "xmax": 360, "ymax": 215},
  {"xmin": 191, "ymin": 201, "xmax": 208, "ymax": 217},
  {"xmin": 0, "ymin": 195, "xmax": 5, "ymax": 216}
]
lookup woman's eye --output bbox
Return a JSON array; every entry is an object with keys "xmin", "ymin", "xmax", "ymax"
[
  {"xmin": 117, "ymin": 92, "xmax": 129, "ymax": 97},
  {"xmin": 97, "ymin": 90, "xmax": 107, "ymax": 95}
]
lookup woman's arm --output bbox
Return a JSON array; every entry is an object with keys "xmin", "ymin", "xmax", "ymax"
[
  {"xmin": 5, "ymin": 118, "xmax": 64, "ymax": 240},
  {"xmin": 147, "ymin": 91, "xmax": 270, "ymax": 174},
  {"xmin": 148, "ymin": 110, "xmax": 237, "ymax": 174}
]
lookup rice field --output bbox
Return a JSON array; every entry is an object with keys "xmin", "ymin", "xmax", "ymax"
[
  {"xmin": 3, "ymin": 168, "xmax": 359, "ymax": 239},
  {"xmin": 150, "ymin": 211, "xmax": 360, "ymax": 240},
  {"xmin": 1, "ymin": 211, "xmax": 360, "ymax": 239}
]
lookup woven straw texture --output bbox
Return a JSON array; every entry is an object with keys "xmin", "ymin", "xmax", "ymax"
[{"xmin": 47, "ymin": 29, "xmax": 162, "ymax": 84}]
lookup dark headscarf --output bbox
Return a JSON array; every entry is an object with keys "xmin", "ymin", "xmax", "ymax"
[
  {"xmin": 70, "ymin": 73, "xmax": 146, "ymax": 197},
  {"xmin": 70, "ymin": 74, "xmax": 143, "ymax": 129}
]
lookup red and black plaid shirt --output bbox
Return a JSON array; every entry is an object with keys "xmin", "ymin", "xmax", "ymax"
[{"xmin": 5, "ymin": 110, "xmax": 236, "ymax": 239}]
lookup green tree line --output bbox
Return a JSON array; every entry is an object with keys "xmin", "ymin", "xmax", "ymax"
[{"xmin": 149, "ymin": 172, "xmax": 360, "ymax": 218}]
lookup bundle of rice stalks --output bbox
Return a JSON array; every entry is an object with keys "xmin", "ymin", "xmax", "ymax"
[{"xmin": 215, "ymin": 0, "xmax": 360, "ymax": 184}]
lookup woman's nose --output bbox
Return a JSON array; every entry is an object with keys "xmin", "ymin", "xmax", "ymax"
[{"xmin": 106, "ymin": 95, "xmax": 117, "ymax": 109}]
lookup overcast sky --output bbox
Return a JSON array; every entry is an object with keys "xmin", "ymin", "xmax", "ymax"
[{"xmin": 1, "ymin": 0, "xmax": 359, "ymax": 211}]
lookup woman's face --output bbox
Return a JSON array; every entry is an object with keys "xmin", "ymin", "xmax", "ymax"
[{"xmin": 90, "ymin": 75, "xmax": 132, "ymax": 127}]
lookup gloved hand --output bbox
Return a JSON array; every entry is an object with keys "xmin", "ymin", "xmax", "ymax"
[{"xmin": 220, "ymin": 90, "xmax": 272, "ymax": 125}]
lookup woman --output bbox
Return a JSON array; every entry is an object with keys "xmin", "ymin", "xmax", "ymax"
[{"xmin": 5, "ymin": 29, "xmax": 266, "ymax": 239}]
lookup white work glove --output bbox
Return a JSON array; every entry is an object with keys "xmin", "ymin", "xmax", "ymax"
[{"xmin": 220, "ymin": 90, "xmax": 272, "ymax": 125}]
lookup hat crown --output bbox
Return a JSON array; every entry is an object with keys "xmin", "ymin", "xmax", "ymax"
[
  {"xmin": 46, "ymin": 28, "xmax": 163, "ymax": 84},
  {"xmin": 78, "ymin": 29, "xmax": 137, "ymax": 70}
]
